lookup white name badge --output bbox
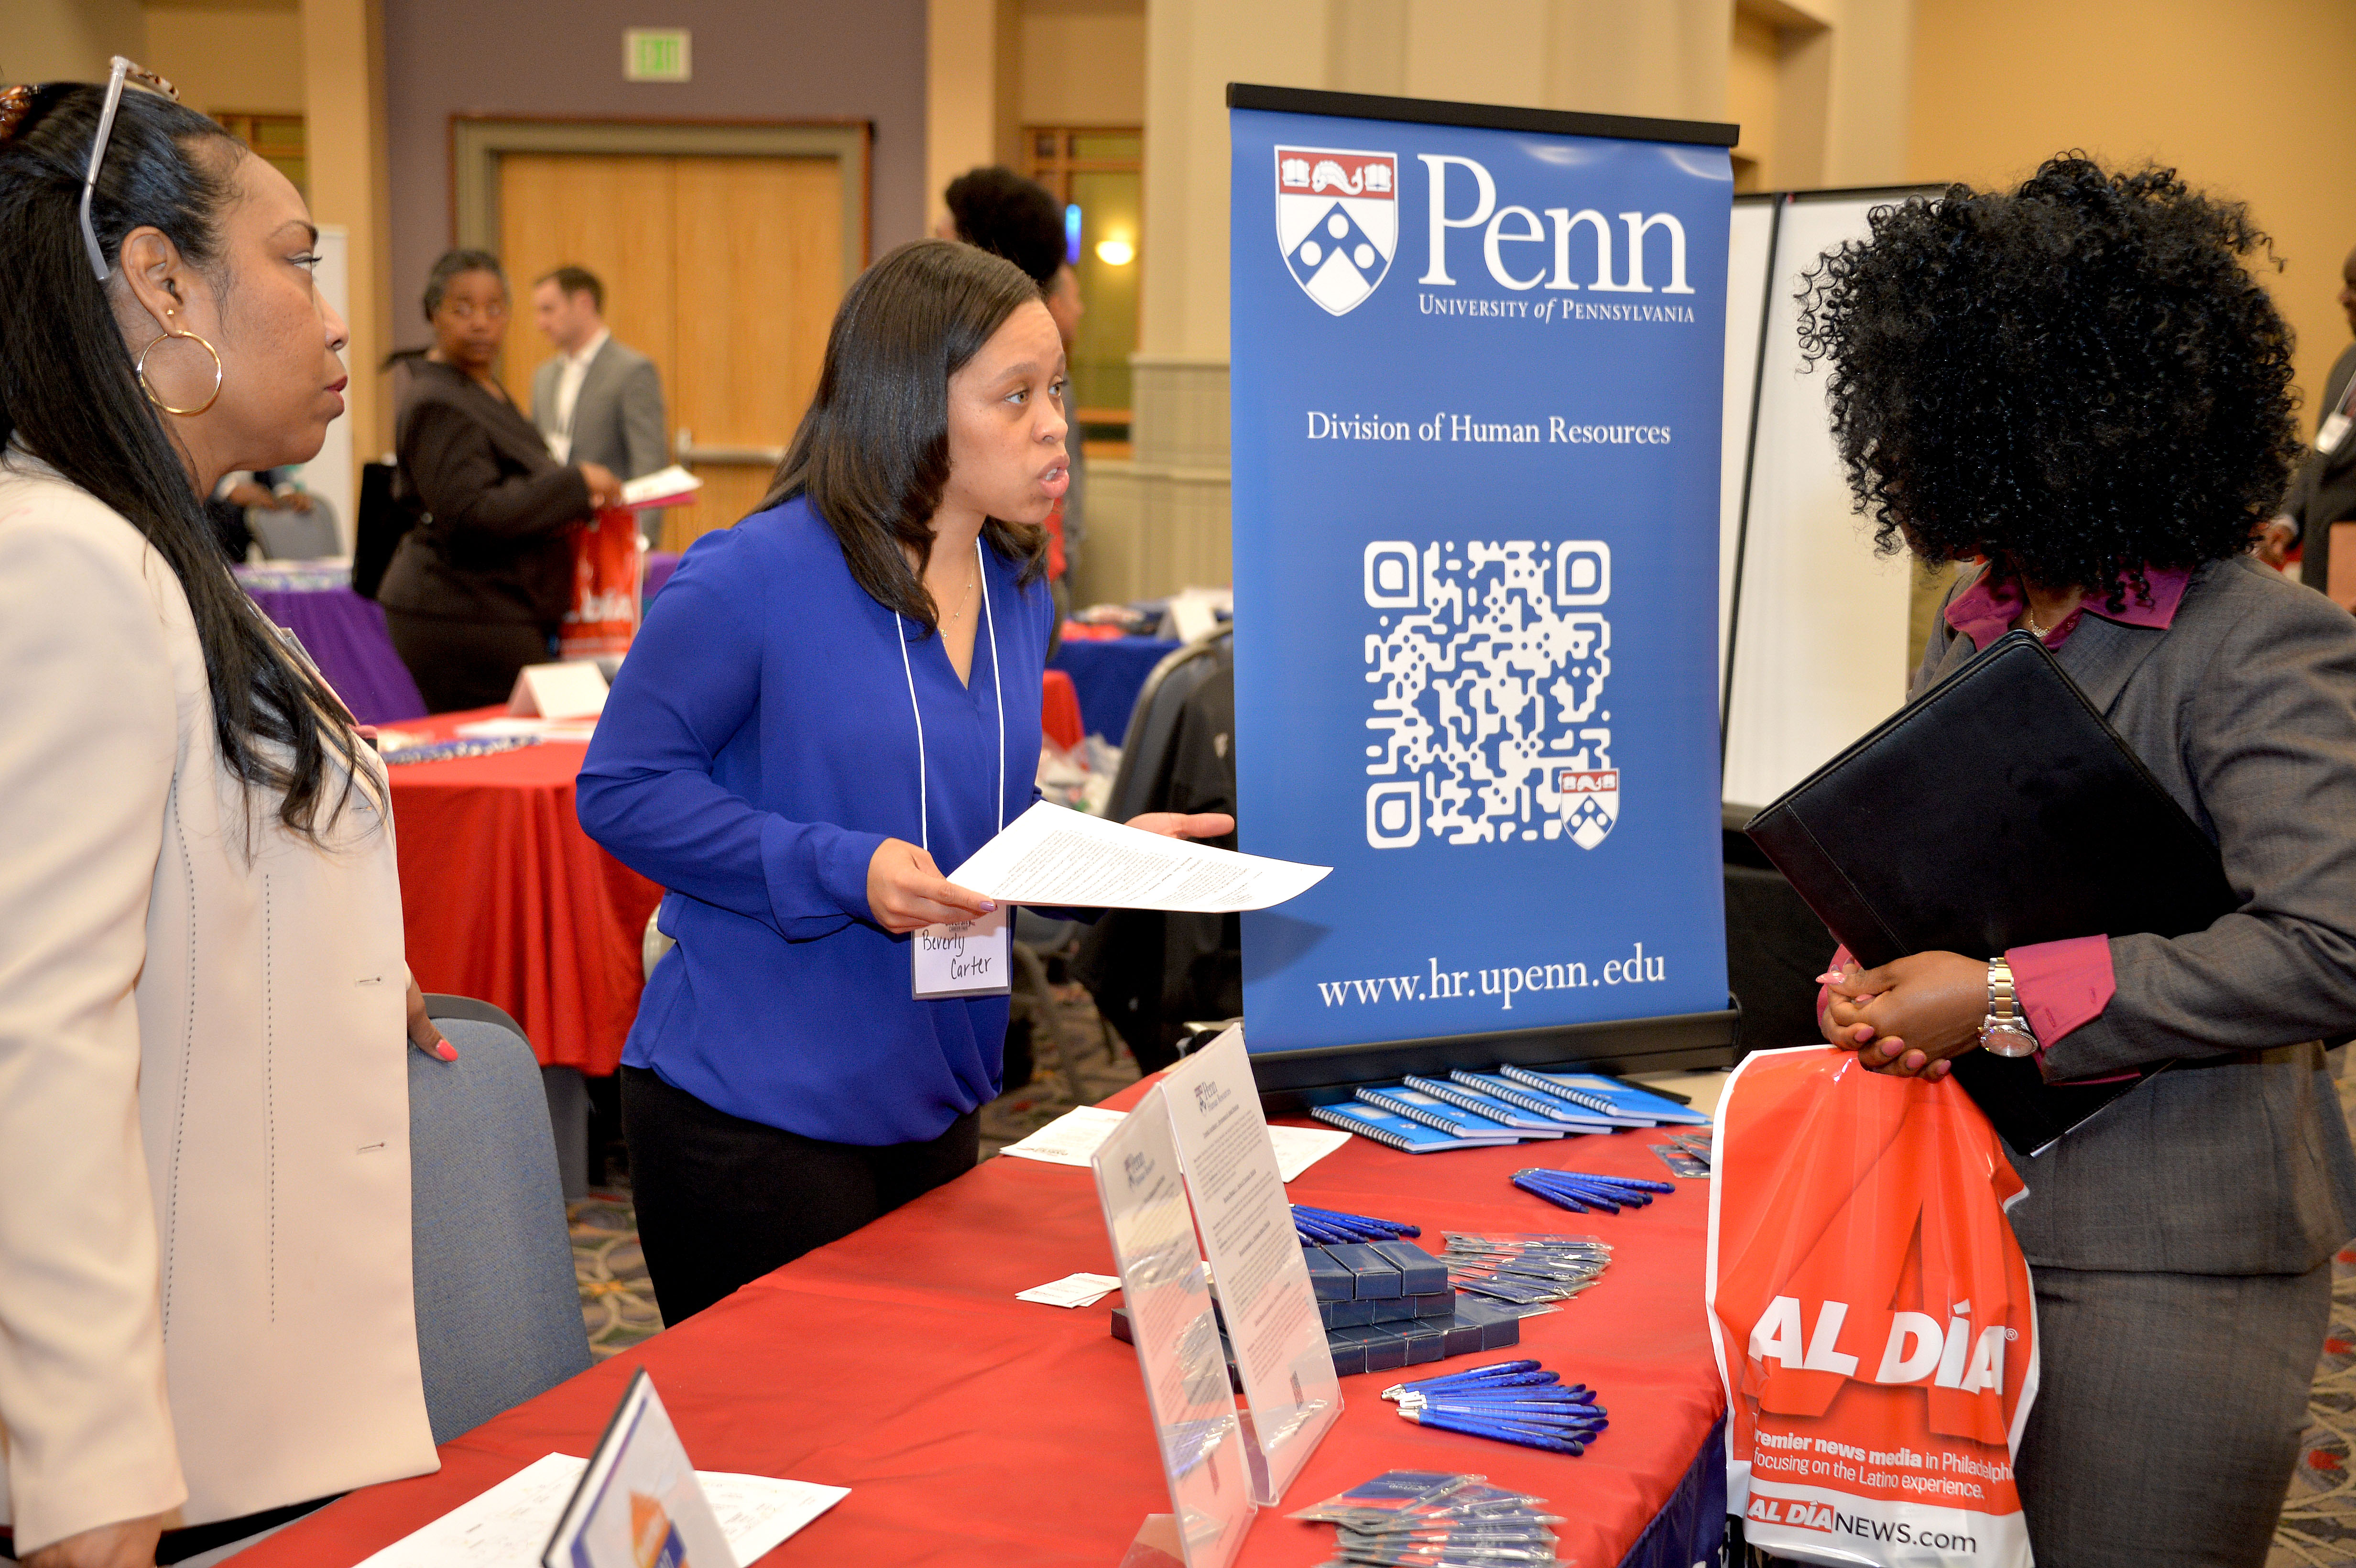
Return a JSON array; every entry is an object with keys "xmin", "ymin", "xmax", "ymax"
[
  {"xmin": 912, "ymin": 904, "xmax": 1012, "ymax": 998},
  {"xmin": 2320, "ymin": 411, "xmax": 2352, "ymax": 457}
]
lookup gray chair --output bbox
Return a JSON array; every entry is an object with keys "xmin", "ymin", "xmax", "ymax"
[
  {"xmin": 245, "ymin": 493, "xmax": 341, "ymax": 560},
  {"xmin": 411, "ymin": 999, "xmax": 593, "ymax": 1446},
  {"xmin": 1101, "ymin": 630, "xmax": 1233, "ymax": 825}
]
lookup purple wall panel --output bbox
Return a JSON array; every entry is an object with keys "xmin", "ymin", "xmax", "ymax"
[{"xmin": 382, "ymin": 0, "xmax": 925, "ymax": 347}]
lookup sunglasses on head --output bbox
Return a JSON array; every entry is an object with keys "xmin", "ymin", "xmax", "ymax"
[{"xmin": 80, "ymin": 56, "xmax": 182, "ymax": 282}]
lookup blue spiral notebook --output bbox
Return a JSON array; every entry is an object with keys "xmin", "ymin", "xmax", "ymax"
[{"xmin": 1311, "ymin": 1101, "xmax": 1520, "ymax": 1153}]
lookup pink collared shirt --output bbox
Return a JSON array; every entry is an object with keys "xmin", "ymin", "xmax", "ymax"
[{"xmin": 1816, "ymin": 564, "xmax": 2192, "ymax": 1053}]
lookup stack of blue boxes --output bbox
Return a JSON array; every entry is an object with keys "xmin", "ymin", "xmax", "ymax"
[{"xmin": 1110, "ymin": 1238, "xmax": 1521, "ymax": 1381}]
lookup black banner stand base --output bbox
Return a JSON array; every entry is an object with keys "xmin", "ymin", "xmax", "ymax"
[{"xmin": 1247, "ymin": 1000, "xmax": 1742, "ymax": 1117}]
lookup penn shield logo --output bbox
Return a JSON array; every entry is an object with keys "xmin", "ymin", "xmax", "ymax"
[
  {"xmin": 1557, "ymin": 768, "xmax": 1619, "ymax": 850},
  {"xmin": 1276, "ymin": 146, "xmax": 1397, "ymax": 315}
]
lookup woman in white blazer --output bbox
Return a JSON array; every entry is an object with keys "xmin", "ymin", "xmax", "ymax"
[{"xmin": 0, "ymin": 68, "xmax": 446, "ymax": 1568}]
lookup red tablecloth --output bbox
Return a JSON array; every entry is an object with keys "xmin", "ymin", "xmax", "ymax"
[
  {"xmin": 387, "ymin": 709, "xmax": 661, "ymax": 1074},
  {"xmin": 1042, "ymin": 667, "xmax": 1084, "ymax": 752},
  {"xmin": 240, "ymin": 1077, "xmax": 1725, "ymax": 1567}
]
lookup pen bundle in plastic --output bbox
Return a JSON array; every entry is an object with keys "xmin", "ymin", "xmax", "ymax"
[
  {"xmin": 1294, "ymin": 1204, "xmax": 1421, "ymax": 1245},
  {"xmin": 1441, "ymin": 1233, "xmax": 1611, "ymax": 1306},
  {"xmin": 1510, "ymin": 1167, "xmax": 1675, "ymax": 1215},
  {"xmin": 1652, "ymin": 1129, "xmax": 1712, "ymax": 1178},
  {"xmin": 1291, "ymin": 1469, "xmax": 1566, "ymax": 1566},
  {"xmin": 1382, "ymin": 1360, "xmax": 1608, "ymax": 1459}
]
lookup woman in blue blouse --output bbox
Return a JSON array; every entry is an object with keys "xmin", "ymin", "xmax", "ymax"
[{"xmin": 578, "ymin": 240, "xmax": 1227, "ymax": 1323}]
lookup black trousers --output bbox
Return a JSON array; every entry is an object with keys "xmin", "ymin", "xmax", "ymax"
[
  {"xmin": 383, "ymin": 608, "xmax": 552, "ymax": 714},
  {"xmin": 620, "ymin": 1066, "xmax": 981, "ymax": 1325}
]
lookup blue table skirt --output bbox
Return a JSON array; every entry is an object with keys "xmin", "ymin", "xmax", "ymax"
[
  {"xmin": 1619, "ymin": 1416, "xmax": 1728, "ymax": 1568},
  {"xmin": 1047, "ymin": 634, "xmax": 1181, "ymax": 743}
]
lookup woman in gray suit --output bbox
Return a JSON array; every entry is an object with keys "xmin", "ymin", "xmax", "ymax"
[{"xmin": 1812, "ymin": 157, "xmax": 2356, "ymax": 1565}]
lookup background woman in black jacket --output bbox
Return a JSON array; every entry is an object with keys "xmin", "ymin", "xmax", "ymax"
[{"xmin": 379, "ymin": 249, "xmax": 622, "ymax": 711}]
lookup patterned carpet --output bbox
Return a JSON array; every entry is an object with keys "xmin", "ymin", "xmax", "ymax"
[
  {"xmin": 567, "ymin": 975, "xmax": 1138, "ymax": 1361},
  {"xmin": 2269, "ymin": 1068, "xmax": 2356, "ymax": 1566}
]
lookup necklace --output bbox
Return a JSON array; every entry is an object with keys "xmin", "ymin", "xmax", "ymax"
[
  {"xmin": 2023, "ymin": 601, "xmax": 2047, "ymax": 636},
  {"xmin": 938, "ymin": 567, "xmax": 978, "ymax": 625}
]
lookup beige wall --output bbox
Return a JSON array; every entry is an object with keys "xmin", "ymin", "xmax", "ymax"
[
  {"xmin": 1911, "ymin": 0, "xmax": 2356, "ymax": 420},
  {"xmin": 7, "ymin": 0, "xmax": 146, "ymax": 82},
  {"xmin": 1021, "ymin": 0, "xmax": 1145, "ymax": 125},
  {"xmin": 144, "ymin": 3, "xmax": 305, "ymax": 115}
]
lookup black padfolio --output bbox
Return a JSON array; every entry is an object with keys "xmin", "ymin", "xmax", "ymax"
[{"xmin": 1743, "ymin": 630, "xmax": 2238, "ymax": 1153}]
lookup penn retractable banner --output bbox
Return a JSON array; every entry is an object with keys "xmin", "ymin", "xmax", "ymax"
[{"xmin": 1228, "ymin": 85, "xmax": 1740, "ymax": 1097}]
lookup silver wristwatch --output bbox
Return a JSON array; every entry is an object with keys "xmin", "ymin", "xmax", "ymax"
[{"xmin": 1979, "ymin": 957, "xmax": 2039, "ymax": 1057}]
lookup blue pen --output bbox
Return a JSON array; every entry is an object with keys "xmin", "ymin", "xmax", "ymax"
[
  {"xmin": 1406, "ymin": 1390, "xmax": 1603, "ymax": 1409},
  {"xmin": 1383, "ymin": 1373, "xmax": 1562, "ymax": 1403},
  {"xmin": 1416, "ymin": 1409, "xmax": 1608, "ymax": 1434},
  {"xmin": 1386, "ymin": 1365, "xmax": 1554, "ymax": 1394},
  {"xmin": 1521, "ymin": 1166, "xmax": 1650, "ymax": 1196},
  {"xmin": 1532, "ymin": 1173, "xmax": 1654, "ymax": 1207},
  {"xmin": 1410, "ymin": 1401, "xmax": 1607, "ymax": 1423},
  {"xmin": 1517, "ymin": 1175, "xmax": 1615, "ymax": 1213},
  {"xmin": 1293, "ymin": 1214, "xmax": 1352, "ymax": 1243},
  {"xmin": 1550, "ymin": 1170, "xmax": 1675, "ymax": 1196},
  {"xmin": 1296, "ymin": 1204, "xmax": 1419, "ymax": 1237},
  {"xmin": 1510, "ymin": 1174, "xmax": 1598, "ymax": 1212},
  {"xmin": 1398, "ymin": 1407, "xmax": 1588, "ymax": 1453},
  {"xmin": 1410, "ymin": 1402, "xmax": 1607, "ymax": 1423},
  {"xmin": 1392, "ymin": 1357, "xmax": 1542, "ymax": 1384}
]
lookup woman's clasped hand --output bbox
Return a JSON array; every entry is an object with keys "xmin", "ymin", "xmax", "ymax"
[
  {"xmin": 862, "ymin": 811, "xmax": 1236, "ymax": 935},
  {"xmin": 1819, "ymin": 950, "xmax": 1991, "ymax": 1079}
]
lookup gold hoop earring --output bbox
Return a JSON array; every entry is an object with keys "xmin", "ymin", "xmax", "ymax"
[{"xmin": 137, "ymin": 327, "xmax": 223, "ymax": 416}]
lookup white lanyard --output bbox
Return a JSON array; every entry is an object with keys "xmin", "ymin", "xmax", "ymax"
[
  {"xmin": 894, "ymin": 536, "xmax": 1007, "ymax": 849},
  {"xmin": 898, "ymin": 538, "xmax": 1012, "ymax": 1000}
]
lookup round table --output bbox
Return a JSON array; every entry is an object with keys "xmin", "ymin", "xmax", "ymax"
[
  {"xmin": 237, "ymin": 563, "xmax": 429, "ymax": 726},
  {"xmin": 384, "ymin": 708, "xmax": 660, "ymax": 1074}
]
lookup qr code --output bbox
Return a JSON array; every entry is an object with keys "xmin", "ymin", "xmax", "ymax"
[{"xmin": 1363, "ymin": 540, "xmax": 1619, "ymax": 850}]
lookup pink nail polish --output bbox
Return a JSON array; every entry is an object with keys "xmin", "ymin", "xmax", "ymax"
[{"xmin": 435, "ymin": 1041, "xmax": 458, "ymax": 1062}]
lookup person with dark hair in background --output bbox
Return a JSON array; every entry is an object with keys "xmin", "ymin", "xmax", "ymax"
[
  {"xmin": 2258, "ymin": 244, "xmax": 2356, "ymax": 594},
  {"xmin": 1805, "ymin": 157, "xmax": 2356, "ymax": 1565},
  {"xmin": 576, "ymin": 240, "xmax": 1229, "ymax": 1325},
  {"xmin": 0, "ymin": 65, "xmax": 449, "ymax": 1568},
  {"xmin": 942, "ymin": 166, "xmax": 1083, "ymax": 642},
  {"xmin": 529, "ymin": 264, "xmax": 666, "ymax": 552},
  {"xmin": 377, "ymin": 250, "xmax": 622, "ymax": 713}
]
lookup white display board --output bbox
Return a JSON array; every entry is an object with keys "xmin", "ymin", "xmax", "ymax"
[
  {"xmin": 279, "ymin": 223, "xmax": 355, "ymax": 553},
  {"xmin": 1719, "ymin": 190, "xmax": 1939, "ymax": 810},
  {"xmin": 1717, "ymin": 198, "xmax": 1776, "ymax": 714}
]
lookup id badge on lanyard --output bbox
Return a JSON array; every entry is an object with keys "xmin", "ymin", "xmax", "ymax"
[{"xmin": 901, "ymin": 538, "xmax": 1013, "ymax": 1000}]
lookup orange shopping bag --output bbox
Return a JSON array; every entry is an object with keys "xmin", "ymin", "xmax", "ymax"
[
  {"xmin": 558, "ymin": 505, "xmax": 645, "ymax": 660},
  {"xmin": 1707, "ymin": 1046, "xmax": 2037, "ymax": 1568}
]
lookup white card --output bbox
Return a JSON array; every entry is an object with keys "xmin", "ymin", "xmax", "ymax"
[
  {"xmin": 508, "ymin": 661, "xmax": 609, "ymax": 720},
  {"xmin": 2321, "ymin": 411, "xmax": 2351, "ymax": 456},
  {"xmin": 911, "ymin": 904, "xmax": 1011, "ymax": 998},
  {"xmin": 1016, "ymin": 1271, "xmax": 1124, "ymax": 1307}
]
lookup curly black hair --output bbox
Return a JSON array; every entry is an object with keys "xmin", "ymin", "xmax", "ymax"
[
  {"xmin": 943, "ymin": 165, "xmax": 1064, "ymax": 286},
  {"xmin": 1795, "ymin": 154, "xmax": 2302, "ymax": 611}
]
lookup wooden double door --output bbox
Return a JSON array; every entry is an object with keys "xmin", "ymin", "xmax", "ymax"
[{"xmin": 495, "ymin": 152, "xmax": 847, "ymax": 551}]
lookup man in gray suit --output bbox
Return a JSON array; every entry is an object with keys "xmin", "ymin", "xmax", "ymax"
[{"xmin": 530, "ymin": 266, "xmax": 666, "ymax": 537}]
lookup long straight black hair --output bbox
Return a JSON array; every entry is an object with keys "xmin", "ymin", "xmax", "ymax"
[
  {"xmin": 0, "ymin": 81, "xmax": 361, "ymax": 838},
  {"xmin": 762, "ymin": 239, "xmax": 1048, "ymax": 632}
]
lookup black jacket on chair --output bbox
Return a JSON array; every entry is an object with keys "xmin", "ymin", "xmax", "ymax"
[{"xmin": 378, "ymin": 358, "xmax": 591, "ymax": 631}]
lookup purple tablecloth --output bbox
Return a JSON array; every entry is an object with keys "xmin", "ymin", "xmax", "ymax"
[
  {"xmin": 237, "ymin": 565, "xmax": 428, "ymax": 726},
  {"xmin": 1047, "ymin": 634, "xmax": 1183, "ymax": 742},
  {"xmin": 644, "ymin": 550, "xmax": 683, "ymax": 606}
]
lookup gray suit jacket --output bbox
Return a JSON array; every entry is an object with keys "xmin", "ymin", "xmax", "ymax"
[
  {"xmin": 530, "ymin": 337, "xmax": 666, "ymax": 480},
  {"xmin": 1913, "ymin": 557, "xmax": 2356, "ymax": 1274}
]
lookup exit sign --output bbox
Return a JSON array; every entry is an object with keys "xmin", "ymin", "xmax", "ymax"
[{"xmin": 623, "ymin": 28, "xmax": 691, "ymax": 82}]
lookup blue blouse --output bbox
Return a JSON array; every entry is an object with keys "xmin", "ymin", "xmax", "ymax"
[{"xmin": 576, "ymin": 497, "xmax": 1051, "ymax": 1144}]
